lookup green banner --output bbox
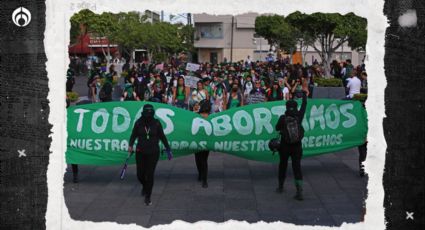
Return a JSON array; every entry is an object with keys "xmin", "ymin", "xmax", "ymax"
[{"xmin": 66, "ymin": 99, "xmax": 367, "ymax": 165}]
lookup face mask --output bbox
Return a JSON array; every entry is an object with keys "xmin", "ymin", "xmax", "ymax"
[{"xmin": 142, "ymin": 108, "xmax": 155, "ymax": 121}]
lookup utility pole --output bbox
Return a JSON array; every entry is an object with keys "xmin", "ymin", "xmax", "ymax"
[
  {"xmin": 161, "ymin": 10, "xmax": 164, "ymax": 22},
  {"xmin": 259, "ymin": 38, "xmax": 262, "ymax": 61},
  {"xmin": 230, "ymin": 16, "xmax": 234, "ymax": 62},
  {"xmin": 187, "ymin": 13, "xmax": 191, "ymax": 25}
]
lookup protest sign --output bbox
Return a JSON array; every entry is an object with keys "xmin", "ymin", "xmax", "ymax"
[
  {"xmin": 155, "ymin": 63, "xmax": 164, "ymax": 70},
  {"xmin": 184, "ymin": 75, "xmax": 200, "ymax": 89},
  {"xmin": 186, "ymin": 63, "xmax": 200, "ymax": 72}
]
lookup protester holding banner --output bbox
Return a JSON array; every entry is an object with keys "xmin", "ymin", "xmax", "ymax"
[
  {"xmin": 275, "ymin": 90, "xmax": 307, "ymax": 201},
  {"xmin": 128, "ymin": 104, "xmax": 172, "ymax": 206},
  {"xmin": 194, "ymin": 99, "xmax": 211, "ymax": 188}
]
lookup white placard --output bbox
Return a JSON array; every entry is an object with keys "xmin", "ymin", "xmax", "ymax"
[{"xmin": 186, "ymin": 62, "xmax": 201, "ymax": 72}]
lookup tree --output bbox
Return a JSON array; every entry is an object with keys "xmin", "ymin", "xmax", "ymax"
[
  {"xmin": 271, "ymin": 20, "xmax": 297, "ymax": 62},
  {"xmin": 69, "ymin": 10, "xmax": 195, "ymax": 64},
  {"xmin": 285, "ymin": 12, "xmax": 315, "ymax": 66},
  {"xmin": 179, "ymin": 24, "xmax": 195, "ymax": 54},
  {"xmin": 70, "ymin": 9, "xmax": 96, "ymax": 44},
  {"xmin": 113, "ymin": 12, "xmax": 148, "ymax": 61},
  {"xmin": 255, "ymin": 15, "xmax": 285, "ymax": 49},
  {"xmin": 90, "ymin": 12, "xmax": 120, "ymax": 65},
  {"xmin": 286, "ymin": 12, "xmax": 367, "ymax": 75}
]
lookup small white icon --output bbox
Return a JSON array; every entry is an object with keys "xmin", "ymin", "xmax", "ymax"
[
  {"xmin": 406, "ymin": 211, "xmax": 414, "ymax": 220},
  {"xmin": 18, "ymin": 149, "xmax": 26, "ymax": 158},
  {"xmin": 12, "ymin": 7, "xmax": 31, "ymax": 27}
]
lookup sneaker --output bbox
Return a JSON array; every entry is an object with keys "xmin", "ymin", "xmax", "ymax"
[
  {"xmin": 144, "ymin": 197, "xmax": 152, "ymax": 206},
  {"xmin": 294, "ymin": 185, "xmax": 304, "ymax": 201},
  {"xmin": 202, "ymin": 181, "xmax": 208, "ymax": 188}
]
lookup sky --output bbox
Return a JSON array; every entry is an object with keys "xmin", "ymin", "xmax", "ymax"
[{"xmin": 161, "ymin": 11, "xmax": 189, "ymax": 25}]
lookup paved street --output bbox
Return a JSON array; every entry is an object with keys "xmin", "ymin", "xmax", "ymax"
[
  {"xmin": 66, "ymin": 75, "xmax": 367, "ymax": 227},
  {"xmin": 64, "ymin": 149, "xmax": 367, "ymax": 227}
]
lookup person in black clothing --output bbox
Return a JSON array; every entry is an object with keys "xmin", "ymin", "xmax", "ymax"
[
  {"xmin": 194, "ymin": 100, "xmax": 211, "ymax": 188},
  {"xmin": 66, "ymin": 96, "xmax": 79, "ymax": 183},
  {"xmin": 66, "ymin": 66, "xmax": 75, "ymax": 92},
  {"xmin": 128, "ymin": 104, "xmax": 172, "ymax": 205},
  {"xmin": 99, "ymin": 78, "xmax": 113, "ymax": 102},
  {"xmin": 358, "ymin": 141, "xmax": 367, "ymax": 177},
  {"xmin": 275, "ymin": 90, "xmax": 307, "ymax": 200}
]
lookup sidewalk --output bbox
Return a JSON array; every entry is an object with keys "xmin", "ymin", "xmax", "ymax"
[{"xmin": 64, "ymin": 148, "xmax": 368, "ymax": 227}]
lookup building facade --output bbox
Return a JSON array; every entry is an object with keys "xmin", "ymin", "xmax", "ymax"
[
  {"xmin": 194, "ymin": 13, "xmax": 270, "ymax": 64},
  {"xmin": 194, "ymin": 13, "xmax": 365, "ymax": 66}
]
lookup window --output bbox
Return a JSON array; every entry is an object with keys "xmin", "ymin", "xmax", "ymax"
[{"xmin": 198, "ymin": 23, "xmax": 223, "ymax": 39}]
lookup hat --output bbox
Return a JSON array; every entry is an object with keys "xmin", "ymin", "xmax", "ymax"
[
  {"xmin": 286, "ymin": 100, "xmax": 298, "ymax": 112},
  {"xmin": 142, "ymin": 104, "xmax": 155, "ymax": 117}
]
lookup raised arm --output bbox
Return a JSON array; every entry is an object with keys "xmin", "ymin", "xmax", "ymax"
[{"xmin": 298, "ymin": 91, "xmax": 308, "ymax": 118}]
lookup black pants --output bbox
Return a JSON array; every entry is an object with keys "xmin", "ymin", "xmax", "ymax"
[
  {"xmin": 71, "ymin": 164, "xmax": 78, "ymax": 176},
  {"xmin": 195, "ymin": 151, "xmax": 209, "ymax": 182},
  {"xmin": 278, "ymin": 143, "xmax": 303, "ymax": 186},
  {"xmin": 136, "ymin": 151, "xmax": 160, "ymax": 198},
  {"xmin": 358, "ymin": 143, "xmax": 367, "ymax": 168}
]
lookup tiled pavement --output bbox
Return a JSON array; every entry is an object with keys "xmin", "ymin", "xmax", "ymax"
[{"xmin": 64, "ymin": 148, "xmax": 368, "ymax": 227}]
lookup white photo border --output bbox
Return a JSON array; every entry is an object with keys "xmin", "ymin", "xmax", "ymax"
[{"xmin": 45, "ymin": 0, "xmax": 387, "ymax": 229}]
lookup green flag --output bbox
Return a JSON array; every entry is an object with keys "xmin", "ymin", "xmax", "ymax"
[{"xmin": 66, "ymin": 100, "xmax": 367, "ymax": 165}]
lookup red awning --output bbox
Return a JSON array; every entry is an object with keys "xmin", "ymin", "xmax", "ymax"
[{"xmin": 69, "ymin": 34, "xmax": 118, "ymax": 55}]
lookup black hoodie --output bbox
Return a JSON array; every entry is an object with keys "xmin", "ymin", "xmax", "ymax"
[
  {"xmin": 275, "ymin": 92, "xmax": 307, "ymax": 142},
  {"xmin": 129, "ymin": 116, "xmax": 170, "ymax": 154}
]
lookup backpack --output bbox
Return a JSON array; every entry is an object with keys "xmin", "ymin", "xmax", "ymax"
[
  {"xmin": 99, "ymin": 83, "xmax": 111, "ymax": 101},
  {"xmin": 282, "ymin": 115, "xmax": 304, "ymax": 144}
]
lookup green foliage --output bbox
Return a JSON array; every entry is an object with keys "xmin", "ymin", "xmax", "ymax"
[
  {"xmin": 113, "ymin": 12, "xmax": 147, "ymax": 56},
  {"xmin": 69, "ymin": 10, "xmax": 195, "ymax": 62},
  {"xmin": 255, "ymin": 15, "xmax": 298, "ymax": 53},
  {"xmin": 277, "ymin": 12, "xmax": 367, "ymax": 73},
  {"xmin": 271, "ymin": 20, "xmax": 297, "ymax": 53},
  {"xmin": 66, "ymin": 92, "xmax": 79, "ymax": 102},
  {"xmin": 255, "ymin": 15, "xmax": 285, "ymax": 48},
  {"xmin": 70, "ymin": 9, "xmax": 96, "ymax": 43},
  {"xmin": 313, "ymin": 77, "xmax": 343, "ymax": 87}
]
